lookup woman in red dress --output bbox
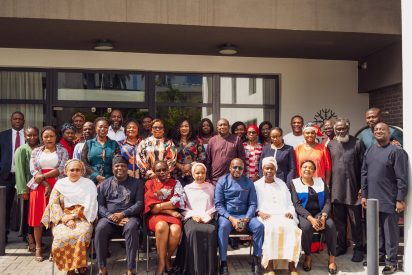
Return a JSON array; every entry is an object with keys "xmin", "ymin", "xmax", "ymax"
[
  {"xmin": 144, "ymin": 161, "xmax": 186, "ymax": 275},
  {"xmin": 29, "ymin": 126, "xmax": 69, "ymax": 262}
]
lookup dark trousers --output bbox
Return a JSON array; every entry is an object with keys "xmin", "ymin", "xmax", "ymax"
[
  {"xmin": 0, "ymin": 174, "xmax": 16, "ymax": 233},
  {"xmin": 94, "ymin": 217, "xmax": 140, "ymax": 269},
  {"xmin": 299, "ymin": 216, "xmax": 337, "ymax": 256},
  {"xmin": 379, "ymin": 212, "xmax": 399, "ymax": 266},
  {"xmin": 217, "ymin": 216, "xmax": 264, "ymax": 261},
  {"xmin": 332, "ymin": 203, "xmax": 364, "ymax": 251}
]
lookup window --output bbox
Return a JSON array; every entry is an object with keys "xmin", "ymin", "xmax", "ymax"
[
  {"xmin": 0, "ymin": 70, "xmax": 47, "ymax": 131},
  {"xmin": 57, "ymin": 72, "xmax": 145, "ymax": 102},
  {"xmin": 155, "ymin": 74, "xmax": 213, "ymax": 130}
]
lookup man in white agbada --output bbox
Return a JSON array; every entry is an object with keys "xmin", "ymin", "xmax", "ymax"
[{"xmin": 255, "ymin": 157, "xmax": 301, "ymax": 275}]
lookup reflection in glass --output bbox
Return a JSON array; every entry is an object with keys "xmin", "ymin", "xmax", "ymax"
[
  {"xmin": 220, "ymin": 77, "xmax": 276, "ymax": 105},
  {"xmin": 156, "ymin": 106, "xmax": 212, "ymax": 132},
  {"xmin": 155, "ymin": 75, "xmax": 212, "ymax": 104},
  {"xmin": 0, "ymin": 104, "xmax": 44, "ymax": 131},
  {"xmin": 57, "ymin": 72, "xmax": 145, "ymax": 102},
  {"xmin": 0, "ymin": 71, "xmax": 46, "ymax": 100},
  {"xmin": 220, "ymin": 107, "xmax": 275, "ymax": 127}
]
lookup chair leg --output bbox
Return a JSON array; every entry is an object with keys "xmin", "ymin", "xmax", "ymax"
[
  {"xmin": 90, "ymin": 240, "xmax": 94, "ymax": 275},
  {"xmin": 146, "ymin": 234, "xmax": 149, "ymax": 275},
  {"xmin": 136, "ymin": 235, "xmax": 139, "ymax": 274},
  {"xmin": 51, "ymin": 260, "xmax": 54, "ymax": 275}
]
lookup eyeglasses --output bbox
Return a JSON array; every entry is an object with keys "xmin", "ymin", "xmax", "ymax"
[
  {"xmin": 152, "ymin": 126, "xmax": 164, "ymax": 130},
  {"xmin": 232, "ymin": 166, "xmax": 244, "ymax": 171},
  {"xmin": 69, "ymin": 168, "xmax": 82, "ymax": 172},
  {"xmin": 247, "ymin": 131, "xmax": 257, "ymax": 134},
  {"xmin": 155, "ymin": 168, "xmax": 168, "ymax": 173}
]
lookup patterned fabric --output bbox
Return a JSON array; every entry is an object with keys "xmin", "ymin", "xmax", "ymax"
[
  {"xmin": 81, "ymin": 137, "xmax": 119, "ymax": 183},
  {"xmin": 118, "ymin": 139, "xmax": 142, "ymax": 178},
  {"xmin": 136, "ymin": 136, "xmax": 177, "ymax": 177},
  {"xmin": 243, "ymin": 142, "xmax": 263, "ymax": 181},
  {"xmin": 294, "ymin": 143, "xmax": 331, "ymax": 182},
  {"xmin": 41, "ymin": 189, "xmax": 93, "ymax": 271},
  {"xmin": 173, "ymin": 140, "xmax": 206, "ymax": 179},
  {"xmin": 144, "ymin": 178, "xmax": 186, "ymax": 231},
  {"xmin": 30, "ymin": 144, "xmax": 68, "ymax": 179}
]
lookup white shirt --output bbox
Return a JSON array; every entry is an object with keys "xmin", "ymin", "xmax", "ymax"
[
  {"xmin": 283, "ymin": 132, "xmax": 305, "ymax": 149},
  {"xmin": 107, "ymin": 126, "xmax": 125, "ymax": 141},
  {"xmin": 11, "ymin": 128, "xmax": 25, "ymax": 172}
]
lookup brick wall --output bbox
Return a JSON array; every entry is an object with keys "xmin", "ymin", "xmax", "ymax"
[{"xmin": 369, "ymin": 83, "xmax": 403, "ymax": 128}]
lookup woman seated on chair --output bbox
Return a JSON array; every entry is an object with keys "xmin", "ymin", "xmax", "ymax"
[
  {"xmin": 144, "ymin": 160, "xmax": 186, "ymax": 275},
  {"xmin": 41, "ymin": 159, "xmax": 98, "ymax": 275},
  {"xmin": 255, "ymin": 157, "xmax": 301, "ymax": 275},
  {"xmin": 175, "ymin": 162, "xmax": 217, "ymax": 275},
  {"xmin": 289, "ymin": 159, "xmax": 337, "ymax": 274}
]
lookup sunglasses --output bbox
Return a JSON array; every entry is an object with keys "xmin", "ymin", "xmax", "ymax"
[
  {"xmin": 152, "ymin": 126, "xmax": 164, "ymax": 130},
  {"xmin": 232, "ymin": 166, "xmax": 244, "ymax": 171}
]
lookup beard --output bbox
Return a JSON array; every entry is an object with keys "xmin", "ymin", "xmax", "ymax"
[{"xmin": 336, "ymin": 134, "xmax": 350, "ymax": 143}]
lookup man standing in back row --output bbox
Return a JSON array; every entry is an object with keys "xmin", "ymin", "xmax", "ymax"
[
  {"xmin": 206, "ymin": 118, "xmax": 245, "ymax": 184},
  {"xmin": 328, "ymin": 118, "xmax": 365, "ymax": 262},
  {"xmin": 361, "ymin": 122, "xmax": 408, "ymax": 275}
]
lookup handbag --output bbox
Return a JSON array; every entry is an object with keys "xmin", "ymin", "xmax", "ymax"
[{"xmin": 26, "ymin": 177, "xmax": 39, "ymax": 190}]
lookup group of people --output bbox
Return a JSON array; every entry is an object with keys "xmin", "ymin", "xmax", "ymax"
[{"xmin": 0, "ymin": 106, "xmax": 408, "ymax": 275}]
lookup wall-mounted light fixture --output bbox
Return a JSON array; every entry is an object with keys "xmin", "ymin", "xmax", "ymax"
[
  {"xmin": 358, "ymin": 61, "xmax": 367, "ymax": 70},
  {"xmin": 94, "ymin": 39, "xmax": 114, "ymax": 51},
  {"xmin": 219, "ymin": 43, "xmax": 238, "ymax": 55}
]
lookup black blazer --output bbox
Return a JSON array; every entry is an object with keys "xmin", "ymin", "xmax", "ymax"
[{"xmin": 0, "ymin": 129, "xmax": 13, "ymax": 181}]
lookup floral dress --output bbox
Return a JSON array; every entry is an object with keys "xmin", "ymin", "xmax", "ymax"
[
  {"xmin": 41, "ymin": 190, "xmax": 94, "ymax": 271},
  {"xmin": 173, "ymin": 140, "xmax": 206, "ymax": 186},
  {"xmin": 144, "ymin": 178, "xmax": 186, "ymax": 231}
]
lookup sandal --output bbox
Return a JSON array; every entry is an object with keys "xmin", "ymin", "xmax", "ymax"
[
  {"xmin": 34, "ymin": 248, "xmax": 44, "ymax": 262},
  {"xmin": 302, "ymin": 256, "xmax": 312, "ymax": 272},
  {"xmin": 328, "ymin": 261, "xmax": 338, "ymax": 274},
  {"xmin": 27, "ymin": 240, "xmax": 36, "ymax": 253}
]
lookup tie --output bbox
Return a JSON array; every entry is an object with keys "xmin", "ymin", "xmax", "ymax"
[{"xmin": 15, "ymin": 131, "xmax": 21, "ymax": 152}]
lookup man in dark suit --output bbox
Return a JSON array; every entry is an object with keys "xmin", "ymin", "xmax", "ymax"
[
  {"xmin": 0, "ymin": 111, "xmax": 25, "ymax": 241},
  {"xmin": 361, "ymin": 122, "xmax": 408, "ymax": 275}
]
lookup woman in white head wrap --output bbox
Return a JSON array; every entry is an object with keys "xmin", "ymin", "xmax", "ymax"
[
  {"xmin": 41, "ymin": 159, "xmax": 97, "ymax": 274},
  {"xmin": 255, "ymin": 157, "xmax": 301, "ymax": 275},
  {"xmin": 175, "ymin": 162, "xmax": 217, "ymax": 275}
]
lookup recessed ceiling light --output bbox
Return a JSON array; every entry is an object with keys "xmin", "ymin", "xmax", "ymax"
[
  {"xmin": 219, "ymin": 43, "xmax": 238, "ymax": 55},
  {"xmin": 94, "ymin": 39, "xmax": 114, "ymax": 51}
]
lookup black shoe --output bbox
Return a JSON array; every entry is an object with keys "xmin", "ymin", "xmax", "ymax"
[
  {"xmin": 336, "ymin": 247, "xmax": 347, "ymax": 257},
  {"xmin": 229, "ymin": 238, "xmax": 239, "ymax": 250},
  {"xmin": 251, "ymin": 256, "xmax": 262, "ymax": 275},
  {"xmin": 382, "ymin": 265, "xmax": 397, "ymax": 275},
  {"xmin": 351, "ymin": 249, "xmax": 364, "ymax": 262},
  {"xmin": 363, "ymin": 256, "xmax": 386, "ymax": 267},
  {"xmin": 220, "ymin": 261, "xmax": 229, "ymax": 275}
]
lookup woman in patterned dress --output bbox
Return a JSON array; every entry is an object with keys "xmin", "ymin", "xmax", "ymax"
[
  {"xmin": 42, "ymin": 159, "xmax": 98, "ymax": 274},
  {"xmin": 137, "ymin": 119, "xmax": 177, "ymax": 179},
  {"xmin": 117, "ymin": 119, "xmax": 141, "ymax": 179},
  {"xmin": 144, "ymin": 161, "xmax": 186, "ymax": 275},
  {"xmin": 243, "ymin": 124, "xmax": 263, "ymax": 182},
  {"xmin": 171, "ymin": 118, "xmax": 206, "ymax": 186},
  {"xmin": 29, "ymin": 126, "xmax": 69, "ymax": 262}
]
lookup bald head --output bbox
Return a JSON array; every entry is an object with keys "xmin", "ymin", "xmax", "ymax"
[
  {"xmin": 373, "ymin": 122, "xmax": 390, "ymax": 145},
  {"xmin": 229, "ymin": 158, "xmax": 244, "ymax": 179},
  {"xmin": 217, "ymin": 118, "xmax": 230, "ymax": 137}
]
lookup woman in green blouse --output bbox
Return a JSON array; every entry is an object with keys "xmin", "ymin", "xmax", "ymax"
[
  {"xmin": 81, "ymin": 117, "xmax": 119, "ymax": 184},
  {"xmin": 14, "ymin": 126, "xmax": 40, "ymax": 252}
]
